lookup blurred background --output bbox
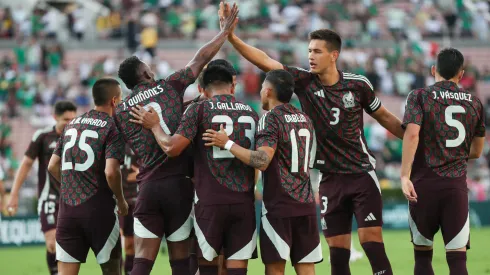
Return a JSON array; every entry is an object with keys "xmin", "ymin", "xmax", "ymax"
[{"xmin": 1, "ymin": 0, "xmax": 490, "ymax": 251}]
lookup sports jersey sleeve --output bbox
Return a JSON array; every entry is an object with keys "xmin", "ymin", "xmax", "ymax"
[
  {"xmin": 475, "ymin": 100, "xmax": 486, "ymax": 137},
  {"xmin": 359, "ymin": 78, "xmax": 381, "ymax": 114},
  {"xmin": 255, "ymin": 113, "xmax": 279, "ymax": 150},
  {"xmin": 53, "ymin": 133, "xmax": 63, "ymax": 157},
  {"xmin": 105, "ymin": 125, "xmax": 125, "ymax": 163},
  {"xmin": 164, "ymin": 67, "xmax": 196, "ymax": 96},
  {"xmin": 403, "ymin": 90, "xmax": 423, "ymax": 127},
  {"xmin": 25, "ymin": 132, "xmax": 42, "ymax": 159},
  {"xmin": 283, "ymin": 65, "xmax": 312, "ymax": 93},
  {"xmin": 175, "ymin": 102, "xmax": 200, "ymax": 141}
]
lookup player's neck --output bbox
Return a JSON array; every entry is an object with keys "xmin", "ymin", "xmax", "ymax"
[
  {"xmin": 318, "ymin": 67, "xmax": 340, "ymax": 86},
  {"xmin": 94, "ymin": 106, "xmax": 113, "ymax": 116},
  {"xmin": 267, "ymin": 100, "xmax": 283, "ymax": 110},
  {"xmin": 55, "ymin": 124, "xmax": 63, "ymax": 135},
  {"xmin": 435, "ymin": 76, "xmax": 459, "ymax": 85}
]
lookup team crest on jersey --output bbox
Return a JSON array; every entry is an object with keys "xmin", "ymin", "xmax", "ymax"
[{"xmin": 342, "ymin": 91, "xmax": 355, "ymax": 108}]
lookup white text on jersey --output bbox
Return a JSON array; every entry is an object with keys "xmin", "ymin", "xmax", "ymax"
[
  {"xmin": 127, "ymin": 85, "xmax": 164, "ymax": 107},
  {"xmin": 209, "ymin": 101, "xmax": 252, "ymax": 112},
  {"xmin": 70, "ymin": 117, "xmax": 108, "ymax": 127},
  {"xmin": 435, "ymin": 91, "xmax": 472, "ymax": 102},
  {"xmin": 284, "ymin": 114, "xmax": 307, "ymax": 123}
]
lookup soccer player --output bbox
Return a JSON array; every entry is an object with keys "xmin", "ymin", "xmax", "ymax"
[
  {"xmin": 400, "ymin": 48, "xmax": 485, "ymax": 275},
  {"xmin": 120, "ymin": 144, "xmax": 139, "ymax": 275},
  {"xmin": 7, "ymin": 100, "xmax": 77, "ymax": 275},
  {"xmin": 202, "ymin": 69, "xmax": 322, "ymax": 275},
  {"xmin": 47, "ymin": 78, "xmax": 128, "ymax": 275},
  {"xmin": 115, "ymin": 5, "xmax": 239, "ymax": 275},
  {"xmin": 219, "ymin": 4, "xmax": 404, "ymax": 275},
  {"xmin": 129, "ymin": 65, "xmax": 259, "ymax": 275}
]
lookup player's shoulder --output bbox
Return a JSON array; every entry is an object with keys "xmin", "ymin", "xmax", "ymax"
[
  {"xmin": 342, "ymin": 72, "xmax": 374, "ymax": 91},
  {"xmin": 32, "ymin": 126, "xmax": 55, "ymax": 142}
]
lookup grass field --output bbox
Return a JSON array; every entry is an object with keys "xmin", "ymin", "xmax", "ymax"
[{"xmin": 1, "ymin": 228, "xmax": 490, "ymax": 275}]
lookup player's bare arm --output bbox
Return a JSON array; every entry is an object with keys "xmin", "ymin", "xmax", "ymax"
[
  {"xmin": 130, "ymin": 106, "xmax": 191, "ymax": 157},
  {"xmin": 370, "ymin": 106, "xmax": 405, "ymax": 139},
  {"xmin": 469, "ymin": 137, "xmax": 485, "ymax": 159},
  {"xmin": 186, "ymin": 2, "xmax": 239, "ymax": 76},
  {"xmin": 203, "ymin": 125, "xmax": 275, "ymax": 171},
  {"xmin": 106, "ymin": 158, "xmax": 129, "ymax": 216},
  {"xmin": 219, "ymin": 3, "xmax": 282, "ymax": 72},
  {"xmin": 47, "ymin": 155, "xmax": 62, "ymax": 183},
  {"xmin": 6, "ymin": 156, "xmax": 35, "ymax": 216},
  {"xmin": 127, "ymin": 164, "xmax": 139, "ymax": 183},
  {"xmin": 400, "ymin": 123, "xmax": 420, "ymax": 202}
]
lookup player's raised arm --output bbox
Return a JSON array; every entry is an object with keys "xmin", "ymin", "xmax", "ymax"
[
  {"xmin": 186, "ymin": 3, "xmax": 239, "ymax": 77},
  {"xmin": 219, "ymin": 3, "xmax": 282, "ymax": 72},
  {"xmin": 129, "ymin": 105, "xmax": 191, "ymax": 157},
  {"xmin": 203, "ymin": 125, "xmax": 275, "ymax": 171}
]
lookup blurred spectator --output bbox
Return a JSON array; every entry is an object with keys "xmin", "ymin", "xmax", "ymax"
[
  {"xmin": 0, "ymin": 8, "xmax": 14, "ymax": 38},
  {"xmin": 436, "ymin": 0, "xmax": 458, "ymax": 38},
  {"xmin": 140, "ymin": 10, "xmax": 159, "ymax": 58}
]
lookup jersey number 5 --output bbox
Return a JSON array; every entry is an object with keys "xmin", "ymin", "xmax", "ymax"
[
  {"xmin": 62, "ymin": 129, "xmax": 98, "ymax": 171},
  {"xmin": 212, "ymin": 115, "xmax": 256, "ymax": 159},
  {"xmin": 445, "ymin": 105, "xmax": 466, "ymax": 148}
]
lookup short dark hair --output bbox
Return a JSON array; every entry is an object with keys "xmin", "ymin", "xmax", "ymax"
[
  {"xmin": 208, "ymin": 59, "xmax": 237, "ymax": 76},
  {"xmin": 92, "ymin": 78, "xmax": 121, "ymax": 106},
  {"xmin": 436, "ymin": 48, "xmax": 464, "ymax": 80},
  {"xmin": 265, "ymin": 70, "xmax": 295, "ymax": 103},
  {"xmin": 202, "ymin": 65, "xmax": 233, "ymax": 89},
  {"xmin": 118, "ymin": 56, "xmax": 143, "ymax": 90},
  {"xmin": 309, "ymin": 29, "xmax": 342, "ymax": 52},
  {"xmin": 54, "ymin": 101, "xmax": 77, "ymax": 116},
  {"xmin": 198, "ymin": 59, "xmax": 236, "ymax": 88}
]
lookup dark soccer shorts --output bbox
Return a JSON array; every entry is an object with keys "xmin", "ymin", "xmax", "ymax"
[
  {"xmin": 319, "ymin": 171, "xmax": 383, "ymax": 237},
  {"xmin": 39, "ymin": 194, "xmax": 59, "ymax": 233},
  {"xmin": 119, "ymin": 203, "xmax": 135, "ymax": 237},
  {"xmin": 133, "ymin": 176, "xmax": 193, "ymax": 241},
  {"xmin": 260, "ymin": 213, "xmax": 322, "ymax": 265},
  {"xmin": 56, "ymin": 212, "xmax": 121, "ymax": 264},
  {"xmin": 409, "ymin": 178, "xmax": 470, "ymax": 250},
  {"xmin": 194, "ymin": 202, "xmax": 257, "ymax": 261}
]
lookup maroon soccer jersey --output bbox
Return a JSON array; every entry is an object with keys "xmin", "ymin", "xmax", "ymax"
[
  {"xmin": 256, "ymin": 104, "xmax": 316, "ymax": 217},
  {"xmin": 53, "ymin": 110, "xmax": 125, "ymax": 208},
  {"xmin": 175, "ymin": 95, "xmax": 259, "ymax": 205},
  {"xmin": 25, "ymin": 126, "xmax": 61, "ymax": 199},
  {"xmin": 283, "ymin": 66, "xmax": 381, "ymax": 174},
  {"xmin": 403, "ymin": 81, "xmax": 485, "ymax": 178},
  {"xmin": 114, "ymin": 67, "xmax": 196, "ymax": 183},
  {"xmin": 121, "ymin": 144, "xmax": 138, "ymax": 203}
]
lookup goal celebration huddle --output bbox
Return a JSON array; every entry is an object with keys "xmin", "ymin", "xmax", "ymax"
[{"xmin": 6, "ymin": 2, "xmax": 485, "ymax": 275}]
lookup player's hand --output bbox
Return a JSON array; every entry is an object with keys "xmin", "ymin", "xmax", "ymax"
[
  {"xmin": 202, "ymin": 124, "xmax": 229, "ymax": 148},
  {"xmin": 129, "ymin": 105, "xmax": 160, "ymax": 130},
  {"xmin": 401, "ymin": 177, "xmax": 417, "ymax": 202},
  {"xmin": 219, "ymin": 2, "xmax": 239, "ymax": 35},
  {"xmin": 117, "ymin": 199, "xmax": 129, "ymax": 216},
  {"xmin": 6, "ymin": 195, "xmax": 18, "ymax": 216}
]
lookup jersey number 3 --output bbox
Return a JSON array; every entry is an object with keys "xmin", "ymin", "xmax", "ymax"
[
  {"xmin": 445, "ymin": 105, "xmax": 466, "ymax": 148},
  {"xmin": 62, "ymin": 129, "xmax": 98, "ymax": 171}
]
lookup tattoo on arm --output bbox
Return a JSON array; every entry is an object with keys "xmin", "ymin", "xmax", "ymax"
[{"xmin": 249, "ymin": 150, "xmax": 270, "ymax": 169}]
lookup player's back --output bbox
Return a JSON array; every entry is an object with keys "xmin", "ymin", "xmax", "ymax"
[
  {"xmin": 114, "ymin": 68, "xmax": 195, "ymax": 183},
  {"xmin": 56, "ymin": 110, "xmax": 124, "ymax": 217},
  {"xmin": 182, "ymin": 95, "xmax": 259, "ymax": 205},
  {"xmin": 405, "ymin": 81, "xmax": 485, "ymax": 179},
  {"xmin": 257, "ymin": 104, "xmax": 316, "ymax": 217}
]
